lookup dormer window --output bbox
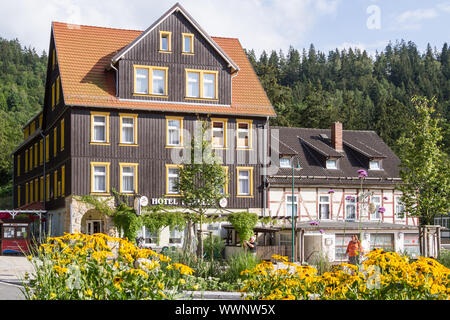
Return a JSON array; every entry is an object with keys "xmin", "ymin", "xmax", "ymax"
[
  {"xmin": 159, "ymin": 31, "xmax": 172, "ymax": 52},
  {"xmin": 326, "ymin": 159, "xmax": 337, "ymax": 169},
  {"xmin": 134, "ymin": 66, "xmax": 168, "ymax": 96},
  {"xmin": 182, "ymin": 33, "xmax": 194, "ymax": 54},
  {"xmin": 369, "ymin": 160, "xmax": 381, "ymax": 170},
  {"xmin": 280, "ymin": 158, "xmax": 291, "ymax": 168}
]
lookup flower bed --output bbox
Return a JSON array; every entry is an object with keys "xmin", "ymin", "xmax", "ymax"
[
  {"xmin": 240, "ymin": 250, "xmax": 450, "ymax": 300},
  {"xmin": 23, "ymin": 233, "xmax": 193, "ymax": 300}
]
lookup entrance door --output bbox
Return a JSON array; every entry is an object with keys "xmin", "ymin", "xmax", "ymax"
[{"xmin": 86, "ymin": 220, "xmax": 103, "ymax": 235}]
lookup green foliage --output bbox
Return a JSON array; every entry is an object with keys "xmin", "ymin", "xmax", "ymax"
[
  {"xmin": 0, "ymin": 38, "xmax": 46, "ymax": 187},
  {"xmin": 397, "ymin": 96, "xmax": 450, "ymax": 225},
  {"xmin": 438, "ymin": 250, "xmax": 450, "ymax": 269},
  {"xmin": 248, "ymin": 41, "xmax": 450, "ymax": 155},
  {"xmin": 222, "ymin": 251, "xmax": 261, "ymax": 283},
  {"xmin": 112, "ymin": 203, "xmax": 142, "ymax": 242},
  {"xmin": 141, "ymin": 209, "xmax": 186, "ymax": 233},
  {"xmin": 203, "ymin": 235, "xmax": 225, "ymax": 260},
  {"xmin": 227, "ymin": 211, "xmax": 259, "ymax": 245}
]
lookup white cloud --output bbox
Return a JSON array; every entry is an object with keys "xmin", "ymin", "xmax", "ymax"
[
  {"xmin": 437, "ymin": 2, "xmax": 450, "ymax": 13},
  {"xmin": 393, "ymin": 8, "xmax": 439, "ymax": 30},
  {"xmin": 0, "ymin": 0, "xmax": 340, "ymax": 55}
]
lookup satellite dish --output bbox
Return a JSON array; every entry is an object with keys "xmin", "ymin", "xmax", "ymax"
[
  {"xmin": 139, "ymin": 196, "xmax": 149, "ymax": 207},
  {"xmin": 219, "ymin": 198, "xmax": 228, "ymax": 208}
]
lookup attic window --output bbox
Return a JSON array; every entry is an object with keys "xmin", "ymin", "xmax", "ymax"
[
  {"xmin": 159, "ymin": 31, "xmax": 172, "ymax": 52},
  {"xmin": 326, "ymin": 159, "xmax": 337, "ymax": 169},
  {"xmin": 369, "ymin": 160, "xmax": 381, "ymax": 170},
  {"xmin": 182, "ymin": 33, "xmax": 194, "ymax": 54},
  {"xmin": 280, "ymin": 158, "xmax": 291, "ymax": 168}
]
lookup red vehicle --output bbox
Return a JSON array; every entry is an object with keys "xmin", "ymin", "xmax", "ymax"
[{"xmin": 1, "ymin": 222, "xmax": 31, "ymax": 255}]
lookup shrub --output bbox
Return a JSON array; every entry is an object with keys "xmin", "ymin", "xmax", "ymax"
[
  {"xmin": 203, "ymin": 235, "xmax": 225, "ymax": 260},
  {"xmin": 438, "ymin": 249, "xmax": 450, "ymax": 269},
  {"xmin": 22, "ymin": 233, "xmax": 193, "ymax": 300},
  {"xmin": 222, "ymin": 251, "xmax": 261, "ymax": 283}
]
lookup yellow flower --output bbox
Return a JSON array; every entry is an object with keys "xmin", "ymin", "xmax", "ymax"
[
  {"xmin": 49, "ymin": 292, "xmax": 57, "ymax": 299},
  {"xmin": 178, "ymin": 279, "xmax": 186, "ymax": 285},
  {"xmin": 84, "ymin": 289, "xmax": 93, "ymax": 297}
]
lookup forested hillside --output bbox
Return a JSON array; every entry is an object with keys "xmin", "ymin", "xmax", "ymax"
[
  {"xmin": 0, "ymin": 37, "xmax": 47, "ymax": 204},
  {"xmin": 246, "ymin": 40, "xmax": 450, "ymax": 155},
  {"xmin": 0, "ymin": 37, "xmax": 448, "ymax": 208}
]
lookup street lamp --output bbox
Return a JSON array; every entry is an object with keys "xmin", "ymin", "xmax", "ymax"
[{"xmin": 291, "ymin": 156, "xmax": 301, "ymax": 262}]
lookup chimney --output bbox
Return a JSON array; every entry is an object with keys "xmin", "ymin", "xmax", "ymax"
[{"xmin": 331, "ymin": 122, "xmax": 343, "ymax": 152}]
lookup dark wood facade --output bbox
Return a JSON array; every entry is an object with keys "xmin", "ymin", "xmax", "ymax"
[{"xmin": 12, "ymin": 7, "xmax": 271, "ymax": 214}]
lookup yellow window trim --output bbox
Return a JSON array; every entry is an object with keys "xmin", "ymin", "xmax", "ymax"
[
  {"xmin": 51, "ymin": 83, "xmax": 55, "ymax": 109},
  {"xmin": 133, "ymin": 65, "xmax": 169, "ymax": 96},
  {"xmin": 25, "ymin": 182, "xmax": 29, "ymax": 204},
  {"xmin": 60, "ymin": 119, "xmax": 65, "ymax": 151},
  {"xmin": 30, "ymin": 180, "xmax": 33, "ymax": 203},
  {"xmin": 222, "ymin": 166, "xmax": 229, "ymax": 196},
  {"xmin": 119, "ymin": 113, "xmax": 138, "ymax": 146},
  {"xmin": 56, "ymin": 76, "xmax": 60, "ymax": 105},
  {"xmin": 34, "ymin": 142, "xmax": 38, "ymax": 168},
  {"xmin": 52, "ymin": 49, "xmax": 56, "ymax": 69},
  {"xmin": 39, "ymin": 139, "xmax": 43, "ymax": 165},
  {"xmin": 159, "ymin": 31, "xmax": 172, "ymax": 52},
  {"xmin": 90, "ymin": 162, "xmax": 110, "ymax": 195},
  {"xmin": 40, "ymin": 176, "xmax": 44, "ymax": 202},
  {"xmin": 61, "ymin": 166, "xmax": 65, "ymax": 197},
  {"xmin": 182, "ymin": 33, "xmax": 194, "ymax": 54},
  {"xmin": 45, "ymin": 135, "xmax": 49, "ymax": 162},
  {"xmin": 53, "ymin": 127, "xmax": 57, "ymax": 157},
  {"xmin": 46, "ymin": 174, "xmax": 50, "ymax": 201},
  {"xmin": 54, "ymin": 170, "xmax": 58, "ymax": 199},
  {"xmin": 30, "ymin": 121, "xmax": 36, "ymax": 134},
  {"xmin": 236, "ymin": 119, "xmax": 253, "ymax": 150},
  {"xmin": 17, "ymin": 185, "xmax": 21, "ymax": 207},
  {"xmin": 29, "ymin": 146, "xmax": 33, "ymax": 170},
  {"xmin": 236, "ymin": 166, "xmax": 254, "ymax": 198},
  {"xmin": 39, "ymin": 114, "xmax": 43, "ymax": 128},
  {"xmin": 185, "ymin": 69, "xmax": 219, "ymax": 100},
  {"xmin": 24, "ymin": 126, "xmax": 29, "ymax": 139},
  {"xmin": 90, "ymin": 111, "xmax": 110, "ymax": 145},
  {"xmin": 165, "ymin": 164, "xmax": 183, "ymax": 196},
  {"xmin": 25, "ymin": 150, "xmax": 28, "ymax": 172},
  {"xmin": 17, "ymin": 155, "xmax": 20, "ymax": 177},
  {"xmin": 165, "ymin": 116, "xmax": 184, "ymax": 148},
  {"xmin": 119, "ymin": 163, "xmax": 138, "ymax": 194},
  {"xmin": 211, "ymin": 118, "xmax": 228, "ymax": 149},
  {"xmin": 34, "ymin": 178, "xmax": 38, "ymax": 202}
]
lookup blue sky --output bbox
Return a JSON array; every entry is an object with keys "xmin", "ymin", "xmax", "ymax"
[{"xmin": 0, "ymin": 0, "xmax": 449, "ymax": 57}]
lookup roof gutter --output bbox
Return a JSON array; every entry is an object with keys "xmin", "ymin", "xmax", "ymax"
[{"xmin": 110, "ymin": 63, "xmax": 119, "ymax": 97}]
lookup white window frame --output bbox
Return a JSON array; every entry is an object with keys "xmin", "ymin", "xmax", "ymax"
[
  {"xmin": 237, "ymin": 167, "xmax": 253, "ymax": 197},
  {"xmin": 345, "ymin": 195, "xmax": 357, "ymax": 221},
  {"xmin": 166, "ymin": 117, "xmax": 183, "ymax": 147},
  {"xmin": 120, "ymin": 116, "xmax": 136, "ymax": 145},
  {"xmin": 280, "ymin": 158, "xmax": 291, "ymax": 168},
  {"xmin": 286, "ymin": 194, "xmax": 298, "ymax": 217},
  {"xmin": 134, "ymin": 68, "xmax": 149, "ymax": 94},
  {"xmin": 326, "ymin": 159, "xmax": 337, "ymax": 169},
  {"xmin": 369, "ymin": 160, "xmax": 381, "ymax": 170},
  {"xmin": 92, "ymin": 164, "xmax": 108, "ymax": 193},
  {"xmin": 370, "ymin": 195, "xmax": 382, "ymax": 220},
  {"xmin": 211, "ymin": 120, "xmax": 226, "ymax": 148},
  {"xmin": 319, "ymin": 195, "xmax": 331, "ymax": 220},
  {"xmin": 92, "ymin": 115, "xmax": 107, "ymax": 143},
  {"xmin": 86, "ymin": 220, "xmax": 104, "ymax": 235},
  {"xmin": 120, "ymin": 164, "xmax": 137, "ymax": 194},
  {"xmin": 236, "ymin": 120, "xmax": 252, "ymax": 149},
  {"xmin": 395, "ymin": 196, "xmax": 405, "ymax": 219},
  {"xmin": 166, "ymin": 165, "xmax": 181, "ymax": 195}
]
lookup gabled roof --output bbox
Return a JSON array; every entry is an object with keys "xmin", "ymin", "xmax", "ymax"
[
  {"xmin": 111, "ymin": 2, "xmax": 239, "ymax": 73},
  {"xmin": 270, "ymin": 126, "xmax": 401, "ymax": 186},
  {"xmin": 51, "ymin": 21, "xmax": 275, "ymax": 117}
]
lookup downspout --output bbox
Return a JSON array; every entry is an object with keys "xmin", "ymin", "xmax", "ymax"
[{"xmin": 110, "ymin": 63, "xmax": 119, "ymax": 97}]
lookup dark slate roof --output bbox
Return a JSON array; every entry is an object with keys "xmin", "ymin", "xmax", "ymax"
[{"xmin": 269, "ymin": 126, "xmax": 402, "ymax": 186}]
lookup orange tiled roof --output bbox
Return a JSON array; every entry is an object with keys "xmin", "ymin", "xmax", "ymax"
[
  {"xmin": 17, "ymin": 202, "xmax": 45, "ymax": 211},
  {"xmin": 52, "ymin": 22, "xmax": 275, "ymax": 117}
]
